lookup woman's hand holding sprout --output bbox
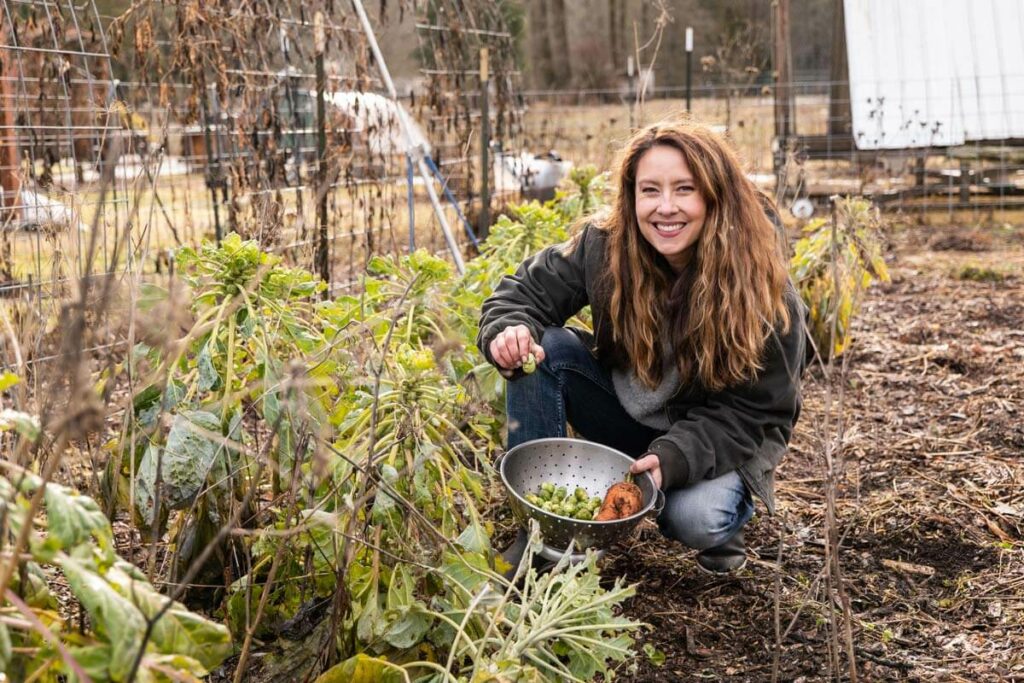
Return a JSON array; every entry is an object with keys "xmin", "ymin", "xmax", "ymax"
[{"xmin": 489, "ymin": 324, "xmax": 545, "ymax": 377}]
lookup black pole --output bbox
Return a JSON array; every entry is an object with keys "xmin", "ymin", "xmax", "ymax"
[
  {"xmin": 200, "ymin": 85, "xmax": 222, "ymax": 244},
  {"xmin": 686, "ymin": 52, "xmax": 692, "ymax": 113},
  {"xmin": 480, "ymin": 48, "xmax": 491, "ymax": 240},
  {"xmin": 314, "ymin": 13, "xmax": 330, "ymax": 289}
]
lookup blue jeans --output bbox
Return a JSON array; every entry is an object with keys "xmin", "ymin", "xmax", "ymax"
[{"xmin": 507, "ymin": 326, "xmax": 753, "ymax": 550}]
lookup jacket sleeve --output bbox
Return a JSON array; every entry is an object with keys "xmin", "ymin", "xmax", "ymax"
[
  {"xmin": 476, "ymin": 226, "xmax": 593, "ymax": 365},
  {"xmin": 648, "ymin": 288, "xmax": 809, "ymax": 490}
]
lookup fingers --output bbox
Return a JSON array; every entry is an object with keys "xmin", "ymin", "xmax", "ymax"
[
  {"xmin": 630, "ymin": 453, "xmax": 663, "ymax": 489},
  {"xmin": 630, "ymin": 454, "xmax": 659, "ymax": 473},
  {"xmin": 531, "ymin": 341, "xmax": 545, "ymax": 365},
  {"xmin": 489, "ymin": 325, "xmax": 538, "ymax": 370}
]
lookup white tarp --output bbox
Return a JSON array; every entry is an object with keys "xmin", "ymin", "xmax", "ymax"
[
  {"xmin": 324, "ymin": 91, "xmax": 430, "ymax": 156},
  {"xmin": 844, "ymin": 0, "xmax": 1024, "ymax": 150}
]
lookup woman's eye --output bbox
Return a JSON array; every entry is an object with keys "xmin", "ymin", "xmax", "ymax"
[
  {"xmin": 676, "ymin": 186, "xmax": 694, "ymax": 193},
  {"xmin": 641, "ymin": 187, "xmax": 659, "ymax": 195}
]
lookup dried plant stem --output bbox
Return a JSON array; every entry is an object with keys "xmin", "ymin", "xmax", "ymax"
[
  {"xmin": 822, "ymin": 199, "xmax": 858, "ymax": 682},
  {"xmin": 771, "ymin": 516, "xmax": 786, "ymax": 683},
  {"xmin": 232, "ymin": 428, "xmax": 308, "ymax": 683}
]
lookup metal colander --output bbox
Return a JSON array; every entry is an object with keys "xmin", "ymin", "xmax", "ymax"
[{"xmin": 498, "ymin": 437, "xmax": 665, "ymax": 552}]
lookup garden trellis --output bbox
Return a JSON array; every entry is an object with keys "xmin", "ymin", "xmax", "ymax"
[{"xmin": 0, "ymin": 0, "xmax": 523, "ymax": 368}]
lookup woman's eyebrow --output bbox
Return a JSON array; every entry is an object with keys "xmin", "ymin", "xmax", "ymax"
[{"xmin": 636, "ymin": 175, "xmax": 695, "ymax": 184}]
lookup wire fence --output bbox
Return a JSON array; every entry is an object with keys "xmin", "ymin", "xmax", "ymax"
[{"xmin": 1, "ymin": 0, "xmax": 1022, "ymax": 384}]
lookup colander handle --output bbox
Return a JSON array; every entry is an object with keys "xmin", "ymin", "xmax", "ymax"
[
  {"xmin": 493, "ymin": 451, "xmax": 506, "ymax": 471},
  {"xmin": 650, "ymin": 488, "xmax": 665, "ymax": 517}
]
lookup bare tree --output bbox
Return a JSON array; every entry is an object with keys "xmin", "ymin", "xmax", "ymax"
[{"xmin": 700, "ymin": 19, "xmax": 768, "ymax": 129}]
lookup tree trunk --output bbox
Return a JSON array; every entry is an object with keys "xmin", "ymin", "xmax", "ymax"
[
  {"xmin": 529, "ymin": 0, "xmax": 554, "ymax": 88},
  {"xmin": 828, "ymin": 0, "xmax": 851, "ymax": 136},
  {"xmin": 547, "ymin": 0, "xmax": 572, "ymax": 87},
  {"xmin": 0, "ymin": 26, "xmax": 21, "ymax": 221},
  {"xmin": 609, "ymin": 0, "xmax": 622, "ymax": 74},
  {"xmin": 772, "ymin": 0, "xmax": 794, "ymax": 140}
]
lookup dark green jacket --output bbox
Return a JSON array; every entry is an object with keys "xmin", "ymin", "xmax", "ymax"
[{"xmin": 477, "ymin": 224, "xmax": 809, "ymax": 514}]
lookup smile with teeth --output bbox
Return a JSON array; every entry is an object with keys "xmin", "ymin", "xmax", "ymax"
[{"xmin": 654, "ymin": 222, "xmax": 687, "ymax": 235}]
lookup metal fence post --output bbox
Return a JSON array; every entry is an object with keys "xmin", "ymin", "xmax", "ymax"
[
  {"xmin": 314, "ymin": 12, "xmax": 330, "ymax": 289},
  {"xmin": 479, "ymin": 48, "xmax": 491, "ymax": 240},
  {"xmin": 200, "ymin": 84, "xmax": 223, "ymax": 244},
  {"xmin": 685, "ymin": 27, "xmax": 693, "ymax": 113}
]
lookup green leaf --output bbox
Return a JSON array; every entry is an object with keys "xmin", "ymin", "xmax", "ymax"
[
  {"xmin": 378, "ymin": 564, "xmax": 433, "ymax": 649},
  {"xmin": 104, "ymin": 561, "xmax": 232, "ymax": 671},
  {"xmin": 11, "ymin": 561, "xmax": 56, "ymax": 609},
  {"xmin": 135, "ymin": 652, "xmax": 209, "ymax": 682},
  {"xmin": 0, "ymin": 621, "xmax": 11, "ymax": 673},
  {"xmin": 196, "ymin": 342, "xmax": 219, "ymax": 393},
  {"xmin": 66, "ymin": 644, "xmax": 115, "ymax": 682},
  {"xmin": 45, "ymin": 482, "xmax": 115, "ymax": 553},
  {"xmin": 60, "ymin": 555, "xmax": 148, "ymax": 682},
  {"xmin": 315, "ymin": 654, "xmax": 402, "ymax": 683},
  {"xmin": 438, "ymin": 550, "xmax": 490, "ymax": 596},
  {"xmin": 135, "ymin": 410, "xmax": 224, "ymax": 526},
  {"xmin": 370, "ymin": 464, "xmax": 400, "ymax": 523},
  {"xmin": 355, "ymin": 581, "xmax": 385, "ymax": 645},
  {"xmin": 455, "ymin": 519, "xmax": 491, "ymax": 555},
  {"xmin": 643, "ymin": 643, "xmax": 666, "ymax": 666},
  {"xmin": 299, "ymin": 510, "xmax": 341, "ymax": 571},
  {"xmin": 0, "ymin": 409, "xmax": 40, "ymax": 440},
  {"xmin": 383, "ymin": 608, "xmax": 432, "ymax": 650}
]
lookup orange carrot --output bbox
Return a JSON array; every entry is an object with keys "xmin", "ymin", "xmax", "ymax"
[{"xmin": 595, "ymin": 480, "xmax": 643, "ymax": 520}]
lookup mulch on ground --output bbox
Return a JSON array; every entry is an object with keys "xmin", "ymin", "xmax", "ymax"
[{"xmin": 600, "ymin": 219, "xmax": 1024, "ymax": 682}]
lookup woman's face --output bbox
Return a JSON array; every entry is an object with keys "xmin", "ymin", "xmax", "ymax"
[{"xmin": 634, "ymin": 144, "xmax": 707, "ymax": 272}]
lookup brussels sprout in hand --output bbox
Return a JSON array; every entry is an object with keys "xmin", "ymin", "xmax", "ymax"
[
  {"xmin": 522, "ymin": 352, "xmax": 537, "ymax": 374},
  {"xmin": 489, "ymin": 325, "xmax": 544, "ymax": 378}
]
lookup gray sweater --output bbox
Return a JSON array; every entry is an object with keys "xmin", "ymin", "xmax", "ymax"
[{"xmin": 611, "ymin": 338, "xmax": 679, "ymax": 430}]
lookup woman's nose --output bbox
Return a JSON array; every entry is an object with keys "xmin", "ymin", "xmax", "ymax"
[{"xmin": 657, "ymin": 195, "xmax": 675, "ymax": 213}]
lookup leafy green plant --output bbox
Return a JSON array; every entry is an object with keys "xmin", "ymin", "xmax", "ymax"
[
  {"xmin": 553, "ymin": 164, "xmax": 607, "ymax": 222},
  {"xmin": 77, "ymin": 185, "xmax": 640, "ymax": 683},
  {"xmin": 462, "ymin": 202, "xmax": 571, "ymax": 299},
  {"xmin": 103, "ymin": 233, "xmax": 339, "ymax": 590},
  {"xmin": 790, "ymin": 197, "xmax": 890, "ymax": 357},
  {"xmin": 316, "ymin": 525, "xmax": 641, "ymax": 683},
  {"xmin": 0, "ymin": 468, "xmax": 231, "ymax": 682}
]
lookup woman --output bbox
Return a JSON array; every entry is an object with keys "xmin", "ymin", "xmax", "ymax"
[{"xmin": 478, "ymin": 120, "xmax": 808, "ymax": 574}]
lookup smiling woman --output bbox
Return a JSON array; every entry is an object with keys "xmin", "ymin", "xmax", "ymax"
[
  {"xmin": 478, "ymin": 118, "xmax": 810, "ymax": 576},
  {"xmin": 634, "ymin": 145, "xmax": 707, "ymax": 272}
]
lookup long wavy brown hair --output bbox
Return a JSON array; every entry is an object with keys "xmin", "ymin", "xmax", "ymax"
[{"xmin": 600, "ymin": 119, "xmax": 791, "ymax": 392}]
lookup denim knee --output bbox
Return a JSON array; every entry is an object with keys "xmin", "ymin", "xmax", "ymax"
[
  {"xmin": 505, "ymin": 327, "xmax": 586, "ymax": 447},
  {"xmin": 657, "ymin": 472, "xmax": 754, "ymax": 550},
  {"xmin": 537, "ymin": 326, "xmax": 589, "ymax": 368}
]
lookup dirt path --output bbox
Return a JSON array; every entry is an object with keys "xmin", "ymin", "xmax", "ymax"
[{"xmin": 609, "ymin": 219, "xmax": 1024, "ymax": 681}]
